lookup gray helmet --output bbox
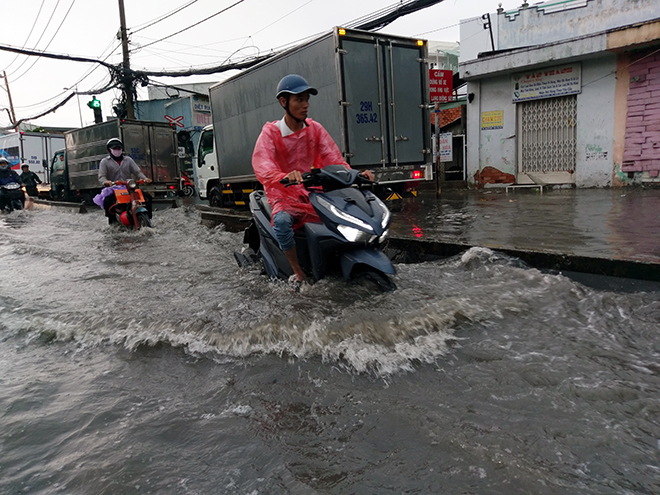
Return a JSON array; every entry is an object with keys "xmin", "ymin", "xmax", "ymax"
[
  {"xmin": 106, "ymin": 138, "xmax": 123, "ymax": 151},
  {"xmin": 276, "ymin": 74, "xmax": 318, "ymax": 99},
  {"xmin": 0, "ymin": 157, "xmax": 9, "ymax": 170}
]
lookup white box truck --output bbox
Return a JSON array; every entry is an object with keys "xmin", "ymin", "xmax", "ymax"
[
  {"xmin": 195, "ymin": 27, "xmax": 432, "ymax": 208},
  {"xmin": 0, "ymin": 132, "xmax": 65, "ymax": 193}
]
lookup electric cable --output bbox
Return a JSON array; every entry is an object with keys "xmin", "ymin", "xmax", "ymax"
[
  {"xmin": 130, "ymin": 0, "xmax": 200, "ymax": 34},
  {"xmin": 8, "ymin": 0, "xmax": 62, "ymax": 77},
  {"xmin": 347, "ymin": 0, "xmax": 446, "ymax": 31},
  {"xmin": 12, "ymin": 0, "xmax": 78, "ymax": 83},
  {"xmin": 138, "ymin": 0, "xmax": 245, "ymax": 50},
  {"xmin": 4, "ymin": 0, "xmax": 47, "ymax": 72}
]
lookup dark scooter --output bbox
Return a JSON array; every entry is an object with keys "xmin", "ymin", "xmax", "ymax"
[
  {"xmin": 110, "ymin": 179, "xmax": 152, "ymax": 230},
  {"xmin": 234, "ymin": 165, "xmax": 396, "ymax": 291},
  {"xmin": 0, "ymin": 182, "xmax": 25, "ymax": 213}
]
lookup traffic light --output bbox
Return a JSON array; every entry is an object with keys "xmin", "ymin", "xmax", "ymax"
[{"xmin": 87, "ymin": 96, "xmax": 102, "ymax": 124}]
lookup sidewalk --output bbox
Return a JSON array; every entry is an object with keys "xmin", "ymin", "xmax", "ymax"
[
  {"xmin": 387, "ymin": 187, "xmax": 660, "ymax": 281},
  {"xmin": 194, "ymin": 186, "xmax": 660, "ymax": 282}
]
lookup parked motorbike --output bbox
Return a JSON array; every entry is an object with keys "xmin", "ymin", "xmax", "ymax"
[
  {"xmin": 0, "ymin": 182, "xmax": 26, "ymax": 213},
  {"xmin": 180, "ymin": 172, "xmax": 195, "ymax": 197},
  {"xmin": 110, "ymin": 179, "xmax": 151, "ymax": 230},
  {"xmin": 234, "ymin": 165, "xmax": 396, "ymax": 291}
]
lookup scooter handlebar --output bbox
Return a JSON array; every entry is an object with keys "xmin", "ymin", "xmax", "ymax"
[{"xmin": 279, "ymin": 173, "xmax": 311, "ymax": 187}]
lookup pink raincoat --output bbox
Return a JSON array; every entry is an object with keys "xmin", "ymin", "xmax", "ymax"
[{"xmin": 252, "ymin": 118, "xmax": 350, "ymax": 229}]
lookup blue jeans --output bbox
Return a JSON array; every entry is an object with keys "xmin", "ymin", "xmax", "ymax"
[{"xmin": 272, "ymin": 211, "xmax": 296, "ymax": 251}]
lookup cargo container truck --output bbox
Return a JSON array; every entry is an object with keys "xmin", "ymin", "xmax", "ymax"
[
  {"xmin": 195, "ymin": 27, "xmax": 432, "ymax": 208},
  {"xmin": 0, "ymin": 132, "xmax": 65, "ymax": 195},
  {"xmin": 50, "ymin": 119, "xmax": 180, "ymax": 202}
]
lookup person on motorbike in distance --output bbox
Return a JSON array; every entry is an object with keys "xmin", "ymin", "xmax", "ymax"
[
  {"xmin": 252, "ymin": 74, "xmax": 374, "ymax": 283},
  {"xmin": 0, "ymin": 157, "xmax": 23, "ymax": 211},
  {"xmin": 98, "ymin": 138, "xmax": 153, "ymax": 225},
  {"xmin": 20, "ymin": 164, "xmax": 42, "ymax": 197}
]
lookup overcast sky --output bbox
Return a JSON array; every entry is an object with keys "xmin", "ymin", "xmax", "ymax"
[{"xmin": 0, "ymin": 0, "xmax": 517, "ymax": 129}]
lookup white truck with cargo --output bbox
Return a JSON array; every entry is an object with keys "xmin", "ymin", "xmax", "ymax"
[
  {"xmin": 0, "ymin": 132, "xmax": 65, "ymax": 196},
  {"xmin": 195, "ymin": 27, "xmax": 432, "ymax": 208}
]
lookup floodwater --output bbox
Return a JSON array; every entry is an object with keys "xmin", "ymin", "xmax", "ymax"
[{"xmin": 1, "ymin": 205, "xmax": 660, "ymax": 494}]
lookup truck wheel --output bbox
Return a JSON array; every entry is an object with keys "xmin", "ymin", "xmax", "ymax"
[{"xmin": 208, "ymin": 186, "xmax": 222, "ymax": 208}]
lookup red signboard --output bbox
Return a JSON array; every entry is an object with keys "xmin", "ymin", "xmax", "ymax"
[{"xmin": 429, "ymin": 69, "xmax": 453, "ymax": 103}]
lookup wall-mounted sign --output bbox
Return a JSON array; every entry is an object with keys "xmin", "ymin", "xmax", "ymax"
[
  {"xmin": 512, "ymin": 63, "xmax": 581, "ymax": 103},
  {"xmin": 165, "ymin": 115, "xmax": 185, "ymax": 127},
  {"xmin": 193, "ymin": 102, "xmax": 211, "ymax": 113},
  {"xmin": 439, "ymin": 132, "xmax": 453, "ymax": 162},
  {"xmin": 429, "ymin": 69, "xmax": 453, "ymax": 103},
  {"xmin": 481, "ymin": 110, "xmax": 503, "ymax": 130},
  {"xmin": 193, "ymin": 111, "xmax": 212, "ymax": 128}
]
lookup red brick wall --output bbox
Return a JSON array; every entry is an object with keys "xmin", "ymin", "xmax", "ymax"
[
  {"xmin": 474, "ymin": 166, "xmax": 515, "ymax": 187},
  {"xmin": 622, "ymin": 49, "xmax": 660, "ymax": 176}
]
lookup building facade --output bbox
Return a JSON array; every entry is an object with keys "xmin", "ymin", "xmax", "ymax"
[
  {"xmin": 135, "ymin": 83, "xmax": 215, "ymax": 176},
  {"xmin": 459, "ymin": 0, "xmax": 660, "ymax": 188}
]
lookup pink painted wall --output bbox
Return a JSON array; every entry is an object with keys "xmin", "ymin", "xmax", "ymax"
[{"xmin": 622, "ymin": 50, "xmax": 660, "ymax": 176}]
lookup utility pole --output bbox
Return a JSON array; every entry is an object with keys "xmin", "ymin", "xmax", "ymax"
[
  {"xmin": 2, "ymin": 71, "xmax": 18, "ymax": 130},
  {"xmin": 118, "ymin": 0, "xmax": 135, "ymax": 119}
]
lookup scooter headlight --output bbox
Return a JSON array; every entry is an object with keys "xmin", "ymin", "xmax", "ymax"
[
  {"xmin": 337, "ymin": 225, "xmax": 375, "ymax": 243},
  {"xmin": 379, "ymin": 229, "xmax": 389, "ymax": 244},
  {"xmin": 373, "ymin": 196, "xmax": 391, "ymax": 229},
  {"xmin": 127, "ymin": 179, "xmax": 137, "ymax": 190},
  {"xmin": 316, "ymin": 196, "xmax": 373, "ymax": 232}
]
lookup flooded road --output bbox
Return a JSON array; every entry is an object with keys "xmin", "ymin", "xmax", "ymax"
[{"xmin": 1, "ymin": 206, "xmax": 660, "ymax": 494}]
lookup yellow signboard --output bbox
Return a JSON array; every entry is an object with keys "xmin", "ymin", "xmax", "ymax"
[{"xmin": 481, "ymin": 110, "xmax": 503, "ymax": 130}]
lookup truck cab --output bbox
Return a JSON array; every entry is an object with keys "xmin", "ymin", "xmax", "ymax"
[
  {"xmin": 195, "ymin": 125, "xmax": 220, "ymax": 205},
  {"xmin": 49, "ymin": 149, "xmax": 72, "ymax": 201}
]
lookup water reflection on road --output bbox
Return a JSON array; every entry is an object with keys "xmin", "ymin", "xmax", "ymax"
[{"xmin": 390, "ymin": 188, "xmax": 660, "ymax": 263}]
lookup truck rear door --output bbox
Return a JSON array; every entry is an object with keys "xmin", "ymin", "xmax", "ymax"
[
  {"xmin": 339, "ymin": 33, "xmax": 427, "ymax": 168},
  {"xmin": 122, "ymin": 122, "xmax": 178, "ymax": 184},
  {"xmin": 150, "ymin": 125, "xmax": 178, "ymax": 184}
]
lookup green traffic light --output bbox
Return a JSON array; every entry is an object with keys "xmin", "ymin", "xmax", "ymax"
[{"xmin": 87, "ymin": 97, "xmax": 101, "ymax": 109}]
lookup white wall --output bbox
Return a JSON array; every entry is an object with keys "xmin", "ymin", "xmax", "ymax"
[
  {"xmin": 574, "ymin": 55, "xmax": 617, "ymax": 187},
  {"xmin": 497, "ymin": 0, "xmax": 660, "ymax": 51},
  {"xmin": 460, "ymin": 0, "xmax": 660, "ymax": 63}
]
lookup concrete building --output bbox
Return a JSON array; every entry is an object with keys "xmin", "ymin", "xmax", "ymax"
[
  {"xmin": 135, "ymin": 83, "xmax": 216, "ymax": 176},
  {"xmin": 458, "ymin": 0, "xmax": 660, "ymax": 188}
]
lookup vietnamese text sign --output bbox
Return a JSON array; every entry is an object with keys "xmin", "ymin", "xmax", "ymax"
[
  {"xmin": 512, "ymin": 63, "xmax": 581, "ymax": 103},
  {"xmin": 481, "ymin": 110, "xmax": 503, "ymax": 130},
  {"xmin": 439, "ymin": 132, "xmax": 453, "ymax": 162},
  {"xmin": 430, "ymin": 69, "xmax": 453, "ymax": 103}
]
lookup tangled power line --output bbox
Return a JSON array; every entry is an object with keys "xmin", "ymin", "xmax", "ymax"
[{"xmin": 1, "ymin": 0, "xmax": 446, "ymax": 129}]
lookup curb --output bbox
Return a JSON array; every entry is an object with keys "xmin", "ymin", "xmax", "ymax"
[
  {"xmin": 385, "ymin": 237, "xmax": 660, "ymax": 282},
  {"xmin": 195, "ymin": 206, "xmax": 660, "ymax": 282}
]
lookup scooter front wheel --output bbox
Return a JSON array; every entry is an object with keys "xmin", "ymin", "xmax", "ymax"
[
  {"xmin": 137, "ymin": 211, "xmax": 152, "ymax": 229},
  {"xmin": 351, "ymin": 269, "xmax": 397, "ymax": 292},
  {"xmin": 182, "ymin": 185, "xmax": 194, "ymax": 197}
]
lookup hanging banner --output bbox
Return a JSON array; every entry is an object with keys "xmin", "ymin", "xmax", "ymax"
[
  {"xmin": 429, "ymin": 69, "xmax": 453, "ymax": 103},
  {"xmin": 512, "ymin": 63, "xmax": 581, "ymax": 103}
]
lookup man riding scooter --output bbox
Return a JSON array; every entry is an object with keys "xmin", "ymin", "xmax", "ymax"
[
  {"xmin": 251, "ymin": 74, "xmax": 373, "ymax": 283},
  {"xmin": 98, "ymin": 138, "xmax": 153, "ymax": 225},
  {"xmin": 0, "ymin": 157, "xmax": 24, "ymax": 212}
]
